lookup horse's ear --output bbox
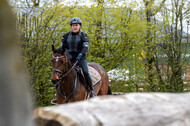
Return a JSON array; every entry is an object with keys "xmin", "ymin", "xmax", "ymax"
[{"xmin": 52, "ymin": 45, "xmax": 56, "ymax": 53}]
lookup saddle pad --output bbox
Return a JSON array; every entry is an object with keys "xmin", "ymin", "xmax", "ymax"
[{"xmin": 88, "ymin": 66, "xmax": 101, "ymax": 86}]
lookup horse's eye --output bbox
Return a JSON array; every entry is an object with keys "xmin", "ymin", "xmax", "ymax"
[{"xmin": 60, "ymin": 60, "xmax": 63, "ymax": 64}]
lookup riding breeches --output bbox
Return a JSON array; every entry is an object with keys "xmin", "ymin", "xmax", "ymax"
[{"xmin": 77, "ymin": 59, "xmax": 93, "ymax": 91}]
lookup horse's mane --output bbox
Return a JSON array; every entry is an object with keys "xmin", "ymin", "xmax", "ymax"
[{"xmin": 54, "ymin": 47, "xmax": 65, "ymax": 55}]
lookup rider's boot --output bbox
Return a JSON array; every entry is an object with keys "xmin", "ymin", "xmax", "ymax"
[
  {"xmin": 86, "ymin": 74, "xmax": 96, "ymax": 98},
  {"xmin": 90, "ymin": 91, "xmax": 97, "ymax": 98}
]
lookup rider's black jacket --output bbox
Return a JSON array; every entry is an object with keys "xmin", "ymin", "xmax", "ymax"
[{"xmin": 61, "ymin": 31, "xmax": 89, "ymax": 62}]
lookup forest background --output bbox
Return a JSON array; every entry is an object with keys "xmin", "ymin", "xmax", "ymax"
[{"xmin": 9, "ymin": 0, "xmax": 190, "ymax": 107}]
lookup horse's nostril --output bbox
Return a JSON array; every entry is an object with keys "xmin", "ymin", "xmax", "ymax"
[{"xmin": 51, "ymin": 79, "xmax": 59, "ymax": 84}]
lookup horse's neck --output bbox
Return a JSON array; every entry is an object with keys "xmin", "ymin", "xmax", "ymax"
[{"xmin": 62, "ymin": 61, "xmax": 76, "ymax": 93}]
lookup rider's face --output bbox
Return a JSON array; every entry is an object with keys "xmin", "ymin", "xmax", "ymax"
[{"xmin": 71, "ymin": 23, "xmax": 81, "ymax": 33}]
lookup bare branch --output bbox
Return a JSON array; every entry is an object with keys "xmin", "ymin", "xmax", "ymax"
[
  {"xmin": 183, "ymin": 9, "xmax": 190, "ymax": 15},
  {"xmin": 152, "ymin": 0, "xmax": 167, "ymax": 16},
  {"xmin": 25, "ymin": 0, "xmax": 30, "ymax": 8}
]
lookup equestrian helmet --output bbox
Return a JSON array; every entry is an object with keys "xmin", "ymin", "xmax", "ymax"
[{"xmin": 70, "ymin": 17, "xmax": 82, "ymax": 26}]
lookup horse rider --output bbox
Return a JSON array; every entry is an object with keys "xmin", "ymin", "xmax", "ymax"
[{"xmin": 51, "ymin": 17, "xmax": 96, "ymax": 104}]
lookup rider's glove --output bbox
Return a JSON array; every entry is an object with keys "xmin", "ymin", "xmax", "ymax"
[{"xmin": 77, "ymin": 53, "xmax": 83, "ymax": 60}]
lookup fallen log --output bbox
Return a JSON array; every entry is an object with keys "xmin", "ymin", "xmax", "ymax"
[{"xmin": 34, "ymin": 93, "xmax": 190, "ymax": 126}]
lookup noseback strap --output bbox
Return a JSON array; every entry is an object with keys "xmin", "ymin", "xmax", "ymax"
[{"xmin": 53, "ymin": 69, "xmax": 62, "ymax": 74}]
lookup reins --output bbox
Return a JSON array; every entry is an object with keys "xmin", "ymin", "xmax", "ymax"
[{"xmin": 59, "ymin": 60, "xmax": 78, "ymax": 80}]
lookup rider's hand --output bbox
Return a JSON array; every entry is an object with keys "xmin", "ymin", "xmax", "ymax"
[{"xmin": 77, "ymin": 53, "xmax": 82, "ymax": 60}]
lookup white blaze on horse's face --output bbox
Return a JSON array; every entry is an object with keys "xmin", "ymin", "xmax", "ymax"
[{"xmin": 56, "ymin": 56, "xmax": 59, "ymax": 62}]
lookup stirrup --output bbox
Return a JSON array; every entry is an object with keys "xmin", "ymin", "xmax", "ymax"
[{"xmin": 51, "ymin": 99, "xmax": 57, "ymax": 105}]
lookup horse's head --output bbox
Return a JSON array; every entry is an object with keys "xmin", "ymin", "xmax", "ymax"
[{"xmin": 51, "ymin": 45, "xmax": 68, "ymax": 84}]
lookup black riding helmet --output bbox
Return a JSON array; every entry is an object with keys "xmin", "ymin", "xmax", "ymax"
[{"xmin": 70, "ymin": 17, "xmax": 82, "ymax": 26}]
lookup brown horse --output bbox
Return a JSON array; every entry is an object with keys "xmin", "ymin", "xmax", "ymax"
[{"xmin": 51, "ymin": 45, "xmax": 110, "ymax": 104}]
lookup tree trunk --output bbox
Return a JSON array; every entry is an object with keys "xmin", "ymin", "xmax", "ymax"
[{"xmin": 144, "ymin": 0, "xmax": 155, "ymax": 91}]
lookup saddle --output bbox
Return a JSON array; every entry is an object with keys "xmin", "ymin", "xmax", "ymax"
[
  {"xmin": 74, "ymin": 65, "xmax": 88, "ymax": 89},
  {"xmin": 74, "ymin": 65, "xmax": 102, "ymax": 89}
]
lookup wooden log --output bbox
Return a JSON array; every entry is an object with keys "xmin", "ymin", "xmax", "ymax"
[{"xmin": 34, "ymin": 93, "xmax": 190, "ymax": 126}]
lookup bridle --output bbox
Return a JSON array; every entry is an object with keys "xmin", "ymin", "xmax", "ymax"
[
  {"xmin": 52, "ymin": 53, "xmax": 78, "ymax": 103},
  {"xmin": 52, "ymin": 55, "xmax": 78, "ymax": 80}
]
